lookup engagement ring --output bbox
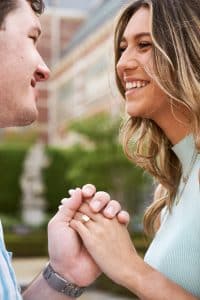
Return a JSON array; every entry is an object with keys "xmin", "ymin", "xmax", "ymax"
[{"xmin": 81, "ymin": 214, "xmax": 90, "ymax": 223}]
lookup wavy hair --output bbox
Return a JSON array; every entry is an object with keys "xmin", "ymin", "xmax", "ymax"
[{"xmin": 114, "ymin": 0, "xmax": 200, "ymax": 236}]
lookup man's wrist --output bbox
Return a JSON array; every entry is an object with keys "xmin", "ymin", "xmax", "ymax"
[{"xmin": 43, "ymin": 263, "xmax": 86, "ymax": 298}]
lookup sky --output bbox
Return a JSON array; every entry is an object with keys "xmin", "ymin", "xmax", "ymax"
[{"xmin": 44, "ymin": 0, "xmax": 104, "ymax": 11}]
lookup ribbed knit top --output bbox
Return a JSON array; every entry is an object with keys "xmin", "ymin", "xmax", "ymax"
[{"xmin": 144, "ymin": 134, "xmax": 200, "ymax": 297}]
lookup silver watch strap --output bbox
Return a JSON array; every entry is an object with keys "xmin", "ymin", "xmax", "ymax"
[{"xmin": 43, "ymin": 263, "xmax": 86, "ymax": 298}]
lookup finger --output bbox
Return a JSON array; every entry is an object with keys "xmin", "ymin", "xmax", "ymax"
[
  {"xmin": 102, "ymin": 200, "xmax": 121, "ymax": 219},
  {"xmin": 70, "ymin": 219, "xmax": 90, "ymax": 242},
  {"xmin": 68, "ymin": 189, "xmax": 75, "ymax": 196},
  {"xmin": 78, "ymin": 202, "xmax": 102, "ymax": 222},
  {"xmin": 81, "ymin": 184, "xmax": 96, "ymax": 198},
  {"xmin": 89, "ymin": 191, "xmax": 111, "ymax": 212},
  {"xmin": 117, "ymin": 210, "xmax": 130, "ymax": 226},
  {"xmin": 73, "ymin": 211, "xmax": 93, "ymax": 226},
  {"xmin": 60, "ymin": 197, "xmax": 70, "ymax": 204},
  {"xmin": 55, "ymin": 188, "xmax": 83, "ymax": 223}
]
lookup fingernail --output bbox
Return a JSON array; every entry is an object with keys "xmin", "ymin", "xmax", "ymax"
[
  {"xmin": 68, "ymin": 189, "xmax": 75, "ymax": 196},
  {"xmin": 83, "ymin": 187, "xmax": 93, "ymax": 196},
  {"xmin": 61, "ymin": 198, "xmax": 69, "ymax": 204},
  {"xmin": 105, "ymin": 206, "xmax": 114, "ymax": 215},
  {"xmin": 91, "ymin": 200, "xmax": 101, "ymax": 211}
]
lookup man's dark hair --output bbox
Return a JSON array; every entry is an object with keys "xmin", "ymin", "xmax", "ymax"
[{"xmin": 0, "ymin": 0, "xmax": 45, "ymax": 27}]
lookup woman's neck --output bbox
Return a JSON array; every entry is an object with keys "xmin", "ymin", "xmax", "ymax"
[{"xmin": 153, "ymin": 104, "xmax": 192, "ymax": 145}]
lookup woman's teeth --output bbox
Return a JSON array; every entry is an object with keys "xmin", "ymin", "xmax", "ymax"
[{"xmin": 126, "ymin": 81, "xmax": 149, "ymax": 90}]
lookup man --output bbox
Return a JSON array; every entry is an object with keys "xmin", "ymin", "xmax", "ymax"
[{"xmin": 0, "ymin": 1, "xmax": 129, "ymax": 299}]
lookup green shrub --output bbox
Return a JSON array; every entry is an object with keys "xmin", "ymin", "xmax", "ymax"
[
  {"xmin": 0, "ymin": 144, "xmax": 28, "ymax": 216},
  {"xmin": 43, "ymin": 147, "xmax": 81, "ymax": 214},
  {"xmin": 5, "ymin": 230, "xmax": 48, "ymax": 257}
]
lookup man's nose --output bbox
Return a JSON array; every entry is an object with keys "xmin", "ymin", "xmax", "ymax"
[{"xmin": 34, "ymin": 63, "xmax": 50, "ymax": 82}]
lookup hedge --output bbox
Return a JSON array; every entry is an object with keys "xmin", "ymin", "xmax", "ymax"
[
  {"xmin": 0, "ymin": 144, "xmax": 28, "ymax": 216},
  {"xmin": 5, "ymin": 229, "xmax": 48, "ymax": 257}
]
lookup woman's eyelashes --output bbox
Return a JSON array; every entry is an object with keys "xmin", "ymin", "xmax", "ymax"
[
  {"xmin": 138, "ymin": 41, "xmax": 152, "ymax": 50},
  {"xmin": 119, "ymin": 41, "xmax": 152, "ymax": 53},
  {"xmin": 119, "ymin": 42, "xmax": 127, "ymax": 53}
]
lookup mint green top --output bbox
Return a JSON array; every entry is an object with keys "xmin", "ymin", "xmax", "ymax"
[{"xmin": 144, "ymin": 134, "xmax": 200, "ymax": 297}]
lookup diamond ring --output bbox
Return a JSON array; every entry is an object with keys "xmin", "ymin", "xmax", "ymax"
[{"xmin": 81, "ymin": 214, "xmax": 90, "ymax": 223}]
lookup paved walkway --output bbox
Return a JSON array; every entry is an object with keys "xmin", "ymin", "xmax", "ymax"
[{"xmin": 12, "ymin": 257, "xmax": 132, "ymax": 299}]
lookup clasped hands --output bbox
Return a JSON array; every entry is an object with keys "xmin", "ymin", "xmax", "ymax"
[{"xmin": 48, "ymin": 184, "xmax": 136, "ymax": 288}]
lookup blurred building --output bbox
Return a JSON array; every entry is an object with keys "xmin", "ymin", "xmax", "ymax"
[
  {"xmin": 36, "ymin": 1, "xmax": 88, "ymax": 142},
  {"xmin": 48, "ymin": 0, "xmax": 126, "ymax": 145}
]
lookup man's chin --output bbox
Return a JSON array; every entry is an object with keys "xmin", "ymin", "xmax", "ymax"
[{"xmin": 1, "ymin": 109, "xmax": 38, "ymax": 128}]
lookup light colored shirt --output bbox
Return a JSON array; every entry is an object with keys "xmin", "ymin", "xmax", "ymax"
[
  {"xmin": 144, "ymin": 134, "xmax": 200, "ymax": 297},
  {"xmin": 0, "ymin": 221, "xmax": 22, "ymax": 299}
]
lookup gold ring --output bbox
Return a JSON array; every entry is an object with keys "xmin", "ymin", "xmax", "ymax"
[{"xmin": 81, "ymin": 214, "xmax": 90, "ymax": 223}]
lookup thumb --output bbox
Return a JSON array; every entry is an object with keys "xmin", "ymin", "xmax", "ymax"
[{"xmin": 54, "ymin": 188, "xmax": 83, "ymax": 223}]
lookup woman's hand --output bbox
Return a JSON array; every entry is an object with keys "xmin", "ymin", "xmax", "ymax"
[
  {"xmin": 69, "ymin": 200, "xmax": 136, "ymax": 285},
  {"xmin": 68, "ymin": 183, "xmax": 130, "ymax": 225}
]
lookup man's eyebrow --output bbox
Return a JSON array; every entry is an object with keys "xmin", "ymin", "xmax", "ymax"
[{"xmin": 120, "ymin": 32, "xmax": 151, "ymax": 42}]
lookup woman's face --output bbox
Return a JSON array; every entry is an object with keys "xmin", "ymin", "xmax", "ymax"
[{"xmin": 116, "ymin": 7, "xmax": 170, "ymax": 121}]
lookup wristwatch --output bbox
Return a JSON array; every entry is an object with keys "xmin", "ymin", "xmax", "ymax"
[{"xmin": 43, "ymin": 263, "xmax": 86, "ymax": 298}]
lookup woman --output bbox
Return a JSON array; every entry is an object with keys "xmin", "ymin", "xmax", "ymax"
[{"xmin": 70, "ymin": 0, "xmax": 200, "ymax": 298}]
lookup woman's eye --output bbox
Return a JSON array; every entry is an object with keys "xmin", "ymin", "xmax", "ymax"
[
  {"xmin": 119, "ymin": 42, "xmax": 127, "ymax": 53},
  {"xmin": 119, "ymin": 46, "xmax": 126, "ymax": 53},
  {"xmin": 138, "ymin": 42, "xmax": 152, "ymax": 50}
]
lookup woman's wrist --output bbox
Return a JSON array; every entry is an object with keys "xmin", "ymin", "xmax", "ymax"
[{"xmin": 113, "ymin": 252, "xmax": 143, "ymax": 292}]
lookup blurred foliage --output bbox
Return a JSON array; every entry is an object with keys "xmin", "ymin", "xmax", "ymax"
[
  {"xmin": 44, "ymin": 113, "xmax": 151, "ymax": 218},
  {"xmin": 2, "ymin": 130, "xmax": 39, "ymax": 145},
  {"xmin": 5, "ymin": 229, "xmax": 48, "ymax": 257},
  {"xmin": 0, "ymin": 144, "xmax": 28, "ymax": 216},
  {"xmin": 43, "ymin": 147, "xmax": 76, "ymax": 213},
  {"xmin": 66, "ymin": 113, "xmax": 151, "ymax": 216}
]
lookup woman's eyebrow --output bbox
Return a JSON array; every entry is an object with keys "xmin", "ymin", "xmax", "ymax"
[{"xmin": 121, "ymin": 32, "xmax": 150, "ymax": 42}]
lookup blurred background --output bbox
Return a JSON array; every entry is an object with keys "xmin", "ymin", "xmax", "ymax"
[{"xmin": 0, "ymin": 0, "xmax": 153, "ymax": 298}]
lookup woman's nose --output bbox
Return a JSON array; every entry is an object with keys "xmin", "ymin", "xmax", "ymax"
[
  {"xmin": 34, "ymin": 62, "xmax": 50, "ymax": 82},
  {"xmin": 116, "ymin": 51, "xmax": 139, "ymax": 77}
]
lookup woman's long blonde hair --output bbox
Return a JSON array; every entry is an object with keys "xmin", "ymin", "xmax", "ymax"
[{"xmin": 114, "ymin": 0, "xmax": 200, "ymax": 236}]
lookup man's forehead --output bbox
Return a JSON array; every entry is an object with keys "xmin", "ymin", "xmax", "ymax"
[{"xmin": 15, "ymin": 0, "xmax": 42, "ymax": 32}]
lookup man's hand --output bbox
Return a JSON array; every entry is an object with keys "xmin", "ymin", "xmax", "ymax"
[{"xmin": 48, "ymin": 188, "xmax": 100, "ymax": 287}]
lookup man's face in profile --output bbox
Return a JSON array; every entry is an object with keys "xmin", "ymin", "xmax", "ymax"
[{"xmin": 0, "ymin": 0, "xmax": 50, "ymax": 128}]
